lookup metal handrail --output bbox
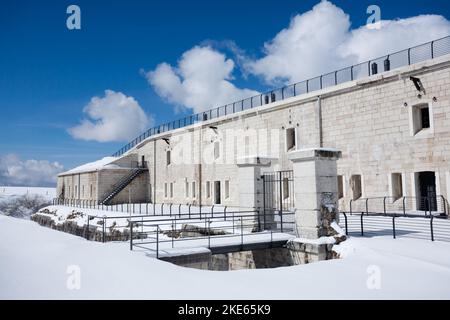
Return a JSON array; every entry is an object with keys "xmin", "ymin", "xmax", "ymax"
[
  {"xmin": 98, "ymin": 167, "xmax": 145, "ymax": 204},
  {"xmin": 339, "ymin": 211, "xmax": 445, "ymax": 242},
  {"xmin": 112, "ymin": 35, "xmax": 450, "ymax": 157},
  {"xmin": 76, "ymin": 208, "xmax": 290, "ymax": 243},
  {"xmin": 53, "ymin": 199, "xmax": 249, "ymax": 216},
  {"xmin": 344, "ymin": 195, "xmax": 447, "ymax": 217},
  {"xmin": 130, "ymin": 212, "xmax": 294, "ymax": 256}
]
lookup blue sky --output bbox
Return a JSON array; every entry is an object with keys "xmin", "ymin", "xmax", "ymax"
[{"xmin": 1, "ymin": 0, "xmax": 450, "ymax": 186}]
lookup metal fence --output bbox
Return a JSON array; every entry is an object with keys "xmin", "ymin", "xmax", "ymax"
[
  {"xmin": 50, "ymin": 198, "xmax": 296, "ymax": 245},
  {"xmin": 112, "ymin": 35, "xmax": 450, "ymax": 157},
  {"xmin": 342, "ymin": 196, "xmax": 447, "ymax": 218},
  {"xmin": 130, "ymin": 212, "xmax": 295, "ymax": 257},
  {"xmin": 81, "ymin": 210, "xmax": 295, "ymax": 246},
  {"xmin": 262, "ymin": 170, "xmax": 295, "ymax": 232},
  {"xmin": 53, "ymin": 198, "xmax": 251, "ymax": 218},
  {"xmin": 339, "ymin": 212, "xmax": 450, "ymax": 242},
  {"xmin": 84, "ymin": 209, "xmax": 259, "ymax": 243}
]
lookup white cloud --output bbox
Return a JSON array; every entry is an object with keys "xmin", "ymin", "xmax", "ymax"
[
  {"xmin": 245, "ymin": 0, "xmax": 450, "ymax": 84},
  {"xmin": 68, "ymin": 90, "xmax": 153, "ymax": 142},
  {"xmin": 341, "ymin": 15, "xmax": 450, "ymax": 63},
  {"xmin": 0, "ymin": 154, "xmax": 64, "ymax": 187},
  {"xmin": 146, "ymin": 46, "xmax": 259, "ymax": 113},
  {"xmin": 146, "ymin": 1, "xmax": 450, "ymax": 111}
]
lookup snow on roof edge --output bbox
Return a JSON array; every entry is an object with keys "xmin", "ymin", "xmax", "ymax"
[{"xmin": 58, "ymin": 157, "xmax": 122, "ymax": 176}]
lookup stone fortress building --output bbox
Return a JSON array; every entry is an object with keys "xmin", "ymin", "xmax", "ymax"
[{"xmin": 57, "ymin": 36, "xmax": 450, "ymax": 215}]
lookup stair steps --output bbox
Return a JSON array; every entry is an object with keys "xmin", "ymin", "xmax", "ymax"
[{"xmin": 100, "ymin": 168, "xmax": 146, "ymax": 205}]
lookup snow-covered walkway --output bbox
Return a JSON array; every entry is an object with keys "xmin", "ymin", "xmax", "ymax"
[
  {"xmin": 133, "ymin": 231, "xmax": 294, "ymax": 257},
  {"xmin": 1, "ymin": 215, "xmax": 450, "ymax": 299},
  {"xmin": 340, "ymin": 213, "xmax": 450, "ymax": 242}
]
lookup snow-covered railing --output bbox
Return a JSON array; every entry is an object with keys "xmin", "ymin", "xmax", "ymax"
[
  {"xmin": 112, "ymin": 35, "xmax": 450, "ymax": 157},
  {"xmin": 129, "ymin": 212, "xmax": 295, "ymax": 258},
  {"xmin": 45, "ymin": 199, "xmax": 296, "ymax": 243},
  {"xmin": 52, "ymin": 198, "xmax": 251, "ymax": 217},
  {"xmin": 85, "ymin": 209, "xmax": 261, "ymax": 242},
  {"xmin": 339, "ymin": 212, "xmax": 450, "ymax": 242},
  {"xmin": 343, "ymin": 195, "xmax": 447, "ymax": 218}
]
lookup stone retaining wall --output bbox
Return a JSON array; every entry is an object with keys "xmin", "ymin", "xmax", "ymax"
[
  {"xmin": 163, "ymin": 245, "xmax": 340, "ymax": 271},
  {"xmin": 30, "ymin": 213, "xmax": 133, "ymax": 242}
]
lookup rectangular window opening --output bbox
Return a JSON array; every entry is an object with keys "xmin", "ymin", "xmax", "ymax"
[
  {"xmin": 206, "ymin": 181, "xmax": 211, "ymax": 198},
  {"xmin": 412, "ymin": 103, "xmax": 431, "ymax": 135},
  {"xmin": 214, "ymin": 141, "xmax": 220, "ymax": 160},
  {"xmin": 214, "ymin": 181, "xmax": 221, "ymax": 204},
  {"xmin": 166, "ymin": 150, "xmax": 171, "ymax": 166},
  {"xmin": 337, "ymin": 175, "xmax": 344, "ymax": 199},
  {"xmin": 391, "ymin": 173, "xmax": 403, "ymax": 201},
  {"xmin": 286, "ymin": 128, "xmax": 296, "ymax": 151},
  {"xmin": 224, "ymin": 180, "xmax": 230, "ymax": 199},
  {"xmin": 421, "ymin": 107, "xmax": 430, "ymax": 129},
  {"xmin": 350, "ymin": 175, "xmax": 362, "ymax": 201}
]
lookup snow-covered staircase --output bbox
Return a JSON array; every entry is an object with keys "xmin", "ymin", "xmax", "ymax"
[{"xmin": 100, "ymin": 168, "xmax": 147, "ymax": 205}]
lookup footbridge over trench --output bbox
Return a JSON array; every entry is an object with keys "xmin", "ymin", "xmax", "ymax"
[
  {"xmin": 129, "ymin": 170, "xmax": 297, "ymax": 265},
  {"xmin": 129, "ymin": 210, "xmax": 296, "ymax": 261}
]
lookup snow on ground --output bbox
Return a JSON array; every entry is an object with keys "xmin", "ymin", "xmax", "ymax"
[
  {"xmin": 1, "ymin": 215, "xmax": 450, "ymax": 299},
  {"xmin": 342, "ymin": 213, "xmax": 450, "ymax": 242},
  {"xmin": 0, "ymin": 186, "xmax": 55, "ymax": 198},
  {"xmin": 0, "ymin": 186, "xmax": 55, "ymax": 219},
  {"xmin": 34, "ymin": 204, "xmax": 257, "ymax": 234}
]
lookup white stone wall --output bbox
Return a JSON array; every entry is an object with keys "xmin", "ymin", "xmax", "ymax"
[
  {"xmin": 321, "ymin": 61, "xmax": 450, "ymax": 211},
  {"xmin": 97, "ymin": 169, "xmax": 149, "ymax": 204},
  {"xmin": 56, "ymin": 172, "xmax": 98, "ymax": 201},
  {"xmin": 134, "ymin": 100, "xmax": 320, "ymax": 207},
  {"xmin": 59, "ymin": 55, "xmax": 450, "ymax": 210}
]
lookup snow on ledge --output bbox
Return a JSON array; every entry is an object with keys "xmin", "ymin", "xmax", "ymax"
[
  {"xmin": 288, "ymin": 221, "xmax": 346, "ymax": 246},
  {"xmin": 289, "ymin": 236, "xmax": 337, "ymax": 245},
  {"xmin": 155, "ymin": 247, "xmax": 212, "ymax": 258},
  {"xmin": 331, "ymin": 221, "xmax": 346, "ymax": 236}
]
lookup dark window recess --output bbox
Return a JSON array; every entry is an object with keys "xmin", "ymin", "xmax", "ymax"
[
  {"xmin": 286, "ymin": 128, "xmax": 296, "ymax": 151},
  {"xmin": 166, "ymin": 150, "xmax": 171, "ymax": 166},
  {"xmin": 417, "ymin": 172, "xmax": 437, "ymax": 211},
  {"xmin": 214, "ymin": 181, "xmax": 221, "ymax": 205},
  {"xmin": 421, "ymin": 107, "xmax": 430, "ymax": 129},
  {"xmin": 271, "ymin": 93, "xmax": 276, "ymax": 103},
  {"xmin": 337, "ymin": 176, "xmax": 344, "ymax": 199}
]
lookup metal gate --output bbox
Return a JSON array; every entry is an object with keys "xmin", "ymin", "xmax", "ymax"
[{"xmin": 261, "ymin": 170, "xmax": 294, "ymax": 232}]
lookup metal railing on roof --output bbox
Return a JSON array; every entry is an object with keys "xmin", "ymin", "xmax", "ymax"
[{"xmin": 112, "ymin": 35, "xmax": 450, "ymax": 157}]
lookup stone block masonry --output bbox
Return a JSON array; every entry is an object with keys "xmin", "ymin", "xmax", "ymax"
[
  {"xmin": 57, "ymin": 54, "xmax": 450, "ymax": 224},
  {"xmin": 161, "ymin": 246, "xmax": 337, "ymax": 270}
]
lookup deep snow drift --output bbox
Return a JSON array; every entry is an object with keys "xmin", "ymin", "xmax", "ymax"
[{"xmin": 1, "ymin": 215, "xmax": 450, "ymax": 299}]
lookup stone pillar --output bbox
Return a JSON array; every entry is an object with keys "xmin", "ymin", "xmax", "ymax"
[
  {"xmin": 288, "ymin": 148, "xmax": 342, "ymax": 239},
  {"xmin": 236, "ymin": 156, "xmax": 272, "ymax": 211}
]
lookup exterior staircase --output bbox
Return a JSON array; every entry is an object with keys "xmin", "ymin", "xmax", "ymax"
[{"xmin": 100, "ymin": 167, "xmax": 147, "ymax": 205}]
